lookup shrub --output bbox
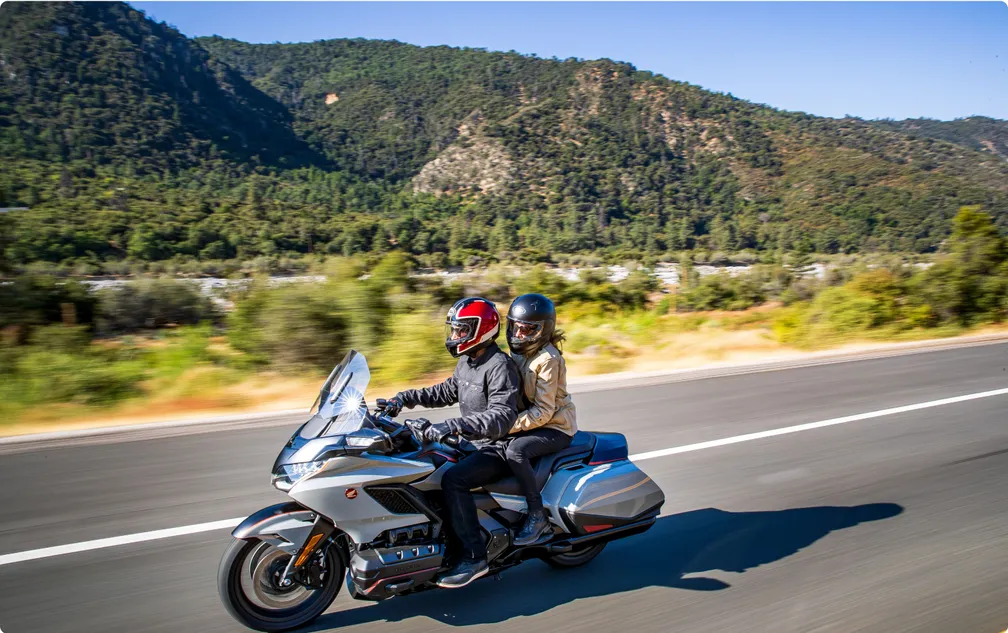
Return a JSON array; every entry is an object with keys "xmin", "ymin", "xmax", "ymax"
[
  {"xmin": 227, "ymin": 282, "xmax": 348, "ymax": 372},
  {"xmin": 774, "ymin": 271, "xmax": 909, "ymax": 346},
  {"xmin": 0, "ymin": 275, "xmax": 97, "ymax": 342},
  {"xmin": 0, "ymin": 325, "xmax": 147, "ymax": 416},
  {"xmin": 812, "ymin": 286, "xmax": 888, "ymax": 333},
  {"xmin": 613, "ymin": 268, "xmax": 661, "ymax": 309},
  {"xmin": 95, "ymin": 279, "xmax": 218, "ymax": 334},
  {"xmin": 370, "ymin": 309, "xmax": 456, "ymax": 385},
  {"xmin": 518, "ymin": 265, "xmax": 582, "ymax": 304},
  {"xmin": 677, "ymin": 272, "xmax": 765, "ymax": 312}
]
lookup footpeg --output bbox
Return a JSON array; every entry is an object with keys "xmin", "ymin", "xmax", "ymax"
[{"xmin": 386, "ymin": 579, "xmax": 415, "ymax": 594}]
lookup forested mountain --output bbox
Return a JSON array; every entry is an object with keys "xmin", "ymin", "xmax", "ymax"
[
  {"xmin": 868, "ymin": 117, "xmax": 1008, "ymax": 163},
  {"xmin": 0, "ymin": 2, "xmax": 320, "ymax": 171},
  {"xmin": 2, "ymin": 1, "xmax": 1007, "ymax": 270}
]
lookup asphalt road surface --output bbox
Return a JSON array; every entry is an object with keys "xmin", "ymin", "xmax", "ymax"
[{"xmin": 2, "ymin": 343, "xmax": 1008, "ymax": 633}]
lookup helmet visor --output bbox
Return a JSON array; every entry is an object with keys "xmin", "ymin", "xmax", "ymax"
[
  {"xmin": 445, "ymin": 319, "xmax": 475, "ymax": 345},
  {"xmin": 507, "ymin": 318, "xmax": 544, "ymax": 348}
]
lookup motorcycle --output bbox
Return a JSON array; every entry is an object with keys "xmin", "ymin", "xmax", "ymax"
[{"xmin": 218, "ymin": 350, "xmax": 665, "ymax": 632}]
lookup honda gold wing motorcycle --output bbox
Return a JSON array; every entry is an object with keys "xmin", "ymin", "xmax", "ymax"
[{"xmin": 218, "ymin": 350, "xmax": 665, "ymax": 632}]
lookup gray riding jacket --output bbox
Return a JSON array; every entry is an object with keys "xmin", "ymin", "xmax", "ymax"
[{"xmin": 399, "ymin": 343, "xmax": 520, "ymax": 445}]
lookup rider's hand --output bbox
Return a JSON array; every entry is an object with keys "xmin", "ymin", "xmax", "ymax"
[
  {"xmin": 405, "ymin": 417, "xmax": 431, "ymax": 439},
  {"xmin": 382, "ymin": 394, "xmax": 406, "ymax": 417},
  {"xmin": 423, "ymin": 422, "xmax": 451, "ymax": 444}
]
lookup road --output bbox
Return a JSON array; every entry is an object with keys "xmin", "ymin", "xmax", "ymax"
[{"xmin": 1, "ymin": 343, "xmax": 1007, "ymax": 633}]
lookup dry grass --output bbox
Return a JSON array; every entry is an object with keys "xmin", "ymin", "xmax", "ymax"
[{"xmin": 561, "ymin": 306, "xmax": 782, "ymax": 375}]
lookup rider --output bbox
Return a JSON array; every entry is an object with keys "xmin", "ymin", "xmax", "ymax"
[
  {"xmin": 381, "ymin": 297, "xmax": 521, "ymax": 589},
  {"xmin": 504, "ymin": 293, "xmax": 577, "ymax": 545}
]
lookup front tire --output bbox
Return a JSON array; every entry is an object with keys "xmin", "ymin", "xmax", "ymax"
[
  {"xmin": 218, "ymin": 538, "xmax": 344, "ymax": 632},
  {"xmin": 545, "ymin": 542, "xmax": 606, "ymax": 569}
]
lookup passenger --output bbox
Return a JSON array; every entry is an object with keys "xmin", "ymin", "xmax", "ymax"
[{"xmin": 504, "ymin": 293, "xmax": 577, "ymax": 546}]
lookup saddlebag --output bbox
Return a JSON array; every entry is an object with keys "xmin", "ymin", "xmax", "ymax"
[{"xmin": 547, "ymin": 458, "xmax": 665, "ymax": 535}]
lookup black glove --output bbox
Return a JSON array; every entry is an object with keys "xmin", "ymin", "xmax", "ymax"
[
  {"xmin": 381, "ymin": 394, "xmax": 406, "ymax": 417},
  {"xmin": 405, "ymin": 418, "xmax": 431, "ymax": 440},
  {"xmin": 423, "ymin": 422, "xmax": 452, "ymax": 444}
]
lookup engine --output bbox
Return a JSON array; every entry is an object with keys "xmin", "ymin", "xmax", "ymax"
[{"xmin": 348, "ymin": 523, "xmax": 444, "ymax": 601}]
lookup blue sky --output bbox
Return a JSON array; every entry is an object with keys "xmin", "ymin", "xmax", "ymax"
[{"xmin": 131, "ymin": 2, "xmax": 1008, "ymax": 121}]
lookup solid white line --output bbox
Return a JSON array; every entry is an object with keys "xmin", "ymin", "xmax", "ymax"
[
  {"xmin": 3, "ymin": 385, "xmax": 1008, "ymax": 567},
  {"xmin": 628, "ymin": 386, "xmax": 1008, "ymax": 462},
  {"xmin": 0, "ymin": 518, "xmax": 245, "ymax": 567}
]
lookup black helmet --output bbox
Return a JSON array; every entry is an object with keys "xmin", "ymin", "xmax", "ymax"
[{"xmin": 506, "ymin": 293, "xmax": 556, "ymax": 355}]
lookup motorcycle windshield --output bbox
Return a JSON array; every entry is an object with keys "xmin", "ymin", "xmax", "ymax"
[{"xmin": 298, "ymin": 350, "xmax": 371, "ymax": 439}]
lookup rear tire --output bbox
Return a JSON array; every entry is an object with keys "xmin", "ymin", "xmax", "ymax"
[
  {"xmin": 218, "ymin": 538, "xmax": 343, "ymax": 632},
  {"xmin": 544, "ymin": 542, "xmax": 606, "ymax": 569}
]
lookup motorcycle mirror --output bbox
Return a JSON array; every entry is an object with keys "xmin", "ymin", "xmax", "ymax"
[{"xmin": 344, "ymin": 427, "xmax": 392, "ymax": 454}]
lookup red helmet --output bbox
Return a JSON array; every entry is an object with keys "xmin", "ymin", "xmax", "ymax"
[{"xmin": 445, "ymin": 297, "xmax": 500, "ymax": 358}]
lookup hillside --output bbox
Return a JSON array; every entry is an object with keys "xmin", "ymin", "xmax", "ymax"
[
  {"xmin": 868, "ymin": 116, "xmax": 1008, "ymax": 162},
  {"xmin": 2, "ymin": 1, "xmax": 1008, "ymax": 271},
  {"xmin": 0, "ymin": 2, "xmax": 320, "ymax": 171}
]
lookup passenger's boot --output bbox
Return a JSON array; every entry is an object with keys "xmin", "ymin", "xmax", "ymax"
[{"xmin": 513, "ymin": 508, "xmax": 550, "ymax": 546}]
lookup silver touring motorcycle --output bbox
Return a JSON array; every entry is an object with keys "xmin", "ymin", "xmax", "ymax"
[{"xmin": 219, "ymin": 350, "xmax": 665, "ymax": 631}]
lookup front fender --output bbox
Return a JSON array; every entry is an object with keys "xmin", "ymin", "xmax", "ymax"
[{"xmin": 232, "ymin": 502, "xmax": 318, "ymax": 552}]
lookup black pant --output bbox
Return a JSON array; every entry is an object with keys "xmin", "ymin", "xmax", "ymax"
[
  {"xmin": 441, "ymin": 447, "xmax": 510, "ymax": 562},
  {"xmin": 505, "ymin": 428, "xmax": 572, "ymax": 512}
]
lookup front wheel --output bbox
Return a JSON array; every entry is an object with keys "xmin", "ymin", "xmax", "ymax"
[
  {"xmin": 544, "ymin": 542, "xmax": 606, "ymax": 569},
  {"xmin": 218, "ymin": 538, "xmax": 344, "ymax": 632}
]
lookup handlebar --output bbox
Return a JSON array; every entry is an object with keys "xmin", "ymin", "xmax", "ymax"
[
  {"xmin": 374, "ymin": 399, "xmax": 396, "ymax": 417},
  {"xmin": 369, "ymin": 412, "xmax": 400, "ymax": 434},
  {"xmin": 370, "ymin": 402, "xmax": 463, "ymax": 450}
]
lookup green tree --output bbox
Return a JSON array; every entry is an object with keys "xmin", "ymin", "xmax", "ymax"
[
  {"xmin": 127, "ymin": 226, "xmax": 163, "ymax": 261},
  {"xmin": 915, "ymin": 206, "xmax": 1008, "ymax": 324}
]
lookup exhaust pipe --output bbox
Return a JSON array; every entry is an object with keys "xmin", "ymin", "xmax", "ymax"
[{"xmin": 545, "ymin": 517, "xmax": 657, "ymax": 554}]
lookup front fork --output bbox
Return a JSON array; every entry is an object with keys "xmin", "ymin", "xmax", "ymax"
[
  {"xmin": 279, "ymin": 515, "xmax": 338, "ymax": 589},
  {"xmin": 231, "ymin": 503, "xmax": 344, "ymax": 590}
]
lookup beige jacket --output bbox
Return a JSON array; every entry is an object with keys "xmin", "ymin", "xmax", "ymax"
[{"xmin": 509, "ymin": 343, "xmax": 577, "ymax": 437}]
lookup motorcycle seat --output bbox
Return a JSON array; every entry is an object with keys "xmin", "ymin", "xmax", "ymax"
[{"xmin": 482, "ymin": 431, "xmax": 596, "ymax": 496}]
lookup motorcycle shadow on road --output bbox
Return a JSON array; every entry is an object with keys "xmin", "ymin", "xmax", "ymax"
[{"xmin": 310, "ymin": 502, "xmax": 903, "ymax": 630}]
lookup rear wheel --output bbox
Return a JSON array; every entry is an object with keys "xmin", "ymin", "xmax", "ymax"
[
  {"xmin": 545, "ymin": 542, "xmax": 606, "ymax": 569},
  {"xmin": 218, "ymin": 538, "xmax": 344, "ymax": 632}
]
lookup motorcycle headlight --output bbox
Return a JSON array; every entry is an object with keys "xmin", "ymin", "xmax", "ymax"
[{"xmin": 272, "ymin": 460, "xmax": 326, "ymax": 491}]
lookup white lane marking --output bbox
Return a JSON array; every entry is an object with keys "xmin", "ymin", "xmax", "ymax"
[
  {"xmin": 0, "ymin": 518, "xmax": 244, "ymax": 567},
  {"xmin": 630, "ymin": 386, "xmax": 1008, "ymax": 462},
  {"xmin": 2, "ymin": 385, "xmax": 1008, "ymax": 567}
]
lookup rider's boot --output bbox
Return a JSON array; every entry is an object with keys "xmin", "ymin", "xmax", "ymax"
[
  {"xmin": 435, "ymin": 557, "xmax": 489, "ymax": 589},
  {"xmin": 512, "ymin": 508, "xmax": 550, "ymax": 546}
]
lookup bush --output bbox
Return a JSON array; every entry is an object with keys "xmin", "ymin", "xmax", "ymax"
[
  {"xmin": 369, "ymin": 309, "xmax": 456, "ymax": 385},
  {"xmin": 368, "ymin": 252, "xmax": 413, "ymax": 295},
  {"xmin": 28, "ymin": 323, "xmax": 92, "ymax": 353},
  {"xmin": 677, "ymin": 272, "xmax": 765, "ymax": 312},
  {"xmin": 227, "ymin": 282, "xmax": 348, "ymax": 372},
  {"xmin": 0, "ymin": 275, "xmax": 97, "ymax": 342},
  {"xmin": 775, "ymin": 270, "xmax": 918, "ymax": 346},
  {"xmin": 0, "ymin": 325, "xmax": 147, "ymax": 416},
  {"xmin": 518, "ymin": 265, "xmax": 582, "ymax": 304},
  {"xmin": 812, "ymin": 286, "xmax": 889, "ymax": 333},
  {"xmin": 613, "ymin": 268, "xmax": 661, "ymax": 309},
  {"xmin": 95, "ymin": 279, "xmax": 218, "ymax": 334}
]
